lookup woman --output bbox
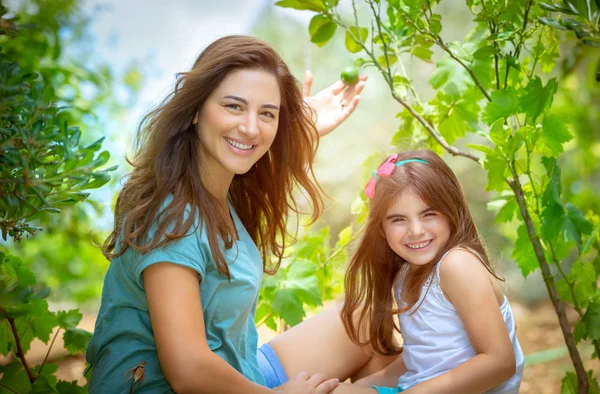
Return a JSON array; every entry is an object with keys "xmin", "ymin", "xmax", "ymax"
[{"xmin": 86, "ymin": 35, "xmax": 395, "ymax": 394}]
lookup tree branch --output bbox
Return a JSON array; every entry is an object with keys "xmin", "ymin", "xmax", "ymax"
[
  {"xmin": 1, "ymin": 307, "xmax": 36, "ymax": 383},
  {"xmin": 506, "ymin": 175, "xmax": 589, "ymax": 394}
]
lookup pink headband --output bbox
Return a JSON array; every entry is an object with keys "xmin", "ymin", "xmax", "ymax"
[{"xmin": 364, "ymin": 154, "xmax": 429, "ymax": 198}]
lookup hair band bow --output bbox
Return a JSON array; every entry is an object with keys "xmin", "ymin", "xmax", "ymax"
[{"xmin": 364, "ymin": 155, "xmax": 429, "ymax": 198}]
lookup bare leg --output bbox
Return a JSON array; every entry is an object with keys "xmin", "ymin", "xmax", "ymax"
[{"xmin": 268, "ymin": 305, "xmax": 400, "ymax": 382}]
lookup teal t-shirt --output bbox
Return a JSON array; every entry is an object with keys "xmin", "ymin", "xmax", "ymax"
[{"xmin": 86, "ymin": 201, "xmax": 265, "ymax": 393}]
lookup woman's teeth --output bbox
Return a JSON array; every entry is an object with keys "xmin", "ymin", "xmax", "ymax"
[{"xmin": 226, "ymin": 137, "xmax": 253, "ymax": 150}]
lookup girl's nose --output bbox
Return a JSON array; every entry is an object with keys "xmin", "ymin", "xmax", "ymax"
[{"xmin": 408, "ymin": 220, "xmax": 425, "ymax": 236}]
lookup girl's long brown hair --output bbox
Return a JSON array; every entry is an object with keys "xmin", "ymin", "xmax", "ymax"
[
  {"xmin": 103, "ymin": 35, "xmax": 323, "ymax": 277},
  {"xmin": 341, "ymin": 150, "xmax": 498, "ymax": 355}
]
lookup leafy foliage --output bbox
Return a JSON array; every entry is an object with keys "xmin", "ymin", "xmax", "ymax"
[
  {"xmin": 0, "ymin": 1, "xmax": 116, "ymax": 392},
  {"xmin": 275, "ymin": 0, "xmax": 600, "ymax": 392}
]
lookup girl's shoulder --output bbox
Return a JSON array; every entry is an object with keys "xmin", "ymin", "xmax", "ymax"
[{"xmin": 436, "ymin": 247, "xmax": 489, "ymax": 287}]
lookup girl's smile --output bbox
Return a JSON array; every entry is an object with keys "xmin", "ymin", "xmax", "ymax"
[{"xmin": 382, "ymin": 187, "xmax": 451, "ymax": 267}]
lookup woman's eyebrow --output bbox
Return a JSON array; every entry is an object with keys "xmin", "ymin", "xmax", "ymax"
[{"xmin": 223, "ymin": 95, "xmax": 280, "ymax": 110}]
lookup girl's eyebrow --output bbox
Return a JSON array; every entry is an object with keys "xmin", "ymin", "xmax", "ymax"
[
  {"xmin": 385, "ymin": 208, "xmax": 434, "ymax": 220},
  {"xmin": 223, "ymin": 95, "xmax": 280, "ymax": 110}
]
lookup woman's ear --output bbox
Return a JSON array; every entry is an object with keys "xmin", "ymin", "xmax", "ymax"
[{"xmin": 192, "ymin": 112, "xmax": 199, "ymax": 125}]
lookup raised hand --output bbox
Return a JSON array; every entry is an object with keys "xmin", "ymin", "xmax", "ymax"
[{"xmin": 303, "ymin": 70, "xmax": 368, "ymax": 138}]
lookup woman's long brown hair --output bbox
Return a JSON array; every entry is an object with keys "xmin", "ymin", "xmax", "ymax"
[
  {"xmin": 103, "ymin": 35, "xmax": 323, "ymax": 278},
  {"xmin": 341, "ymin": 150, "xmax": 498, "ymax": 355}
]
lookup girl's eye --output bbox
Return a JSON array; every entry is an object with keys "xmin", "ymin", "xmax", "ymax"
[
  {"xmin": 424, "ymin": 212, "xmax": 436, "ymax": 218},
  {"xmin": 391, "ymin": 218, "xmax": 405, "ymax": 223},
  {"xmin": 226, "ymin": 104, "xmax": 242, "ymax": 110},
  {"xmin": 260, "ymin": 111, "xmax": 275, "ymax": 118}
]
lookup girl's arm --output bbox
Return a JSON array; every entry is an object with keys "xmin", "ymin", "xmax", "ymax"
[
  {"xmin": 402, "ymin": 249, "xmax": 517, "ymax": 394},
  {"xmin": 327, "ymin": 353, "xmax": 406, "ymax": 394},
  {"xmin": 352, "ymin": 353, "xmax": 407, "ymax": 388},
  {"xmin": 144, "ymin": 262, "xmax": 339, "ymax": 394}
]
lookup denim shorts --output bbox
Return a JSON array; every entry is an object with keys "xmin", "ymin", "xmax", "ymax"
[
  {"xmin": 258, "ymin": 343, "xmax": 288, "ymax": 388},
  {"xmin": 257, "ymin": 343, "xmax": 402, "ymax": 393}
]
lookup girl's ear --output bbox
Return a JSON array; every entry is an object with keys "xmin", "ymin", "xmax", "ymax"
[{"xmin": 192, "ymin": 112, "xmax": 199, "ymax": 125}]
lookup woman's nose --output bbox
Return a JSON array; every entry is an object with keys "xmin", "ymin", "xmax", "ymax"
[{"xmin": 238, "ymin": 113, "xmax": 259, "ymax": 138}]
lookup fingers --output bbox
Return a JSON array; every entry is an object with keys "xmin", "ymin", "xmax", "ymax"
[
  {"xmin": 315, "ymin": 378, "xmax": 340, "ymax": 394},
  {"xmin": 331, "ymin": 75, "xmax": 368, "ymax": 95},
  {"xmin": 295, "ymin": 371, "xmax": 310, "ymax": 380},
  {"xmin": 303, "ymin": 70, "xmax": 314, "ymax": 96},
  {"xmin": 339, "ymin": 95, "xmax": 361, "ymax": 123}
]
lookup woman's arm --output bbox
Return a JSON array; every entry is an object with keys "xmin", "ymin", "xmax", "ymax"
[
  {"xmin": 144, "ymin": 262, "xmax": 339, "ymax": 394},
  {"xmin": 401, "ymin": 250, "xmax": 516, "ymax": 394}
]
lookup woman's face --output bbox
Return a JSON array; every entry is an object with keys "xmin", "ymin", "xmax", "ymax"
[{"xmin": 194, "ymin": 68, "xmax": 281, "ymax": 179}]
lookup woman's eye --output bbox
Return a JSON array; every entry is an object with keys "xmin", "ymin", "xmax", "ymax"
[
  {"xmin": 226, "ymin": 104, "xmax": 242, "ymax": 110},
  {"xmin": 424, "ymin": 212, "xmax": 436, "ymax": 218},
  {"xmin": 261, "ymin": 111, "xmax": 275, "ymax": 118}
]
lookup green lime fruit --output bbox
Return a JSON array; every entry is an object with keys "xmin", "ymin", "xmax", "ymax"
[{"xmin": 340, "ymin": 66, "xmax": 359, "ymax": 86}]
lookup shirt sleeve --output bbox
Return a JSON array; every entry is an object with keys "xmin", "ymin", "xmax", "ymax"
[{"xmin": 133, "ymin": 202, "xmax": 207, "ymax": 287}]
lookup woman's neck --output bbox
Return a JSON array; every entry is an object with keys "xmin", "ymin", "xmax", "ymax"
[{"xmin": 199, "ymin": 164, "xmax": 234, "ymax": 208}]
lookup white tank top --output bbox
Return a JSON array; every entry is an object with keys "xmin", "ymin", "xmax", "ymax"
[{"xmin": 396, "ymin": 249, "xmax": 524, "ymax": 393}]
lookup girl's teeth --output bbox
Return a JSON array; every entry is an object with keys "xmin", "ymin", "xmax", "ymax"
[
  {"xmin": 407, "ymin": 240, "xmax": 431, "ymax": 249},
  {"xmin": 226, "ymin": 138, "xmax": 253, "ymax": 150}
]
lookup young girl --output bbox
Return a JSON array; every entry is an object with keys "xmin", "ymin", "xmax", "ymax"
[
  {"xmin": 338, "ymin": 150, "xmax": 524, "ymax": 394},
  {"xmin": 86, "ymin": 35, "xmax": 396, "ymax": 394}
]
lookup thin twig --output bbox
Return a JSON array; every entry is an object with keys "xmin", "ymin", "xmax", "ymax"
[
  {"xmin": 323, "ymin": 223, "xmax": 367, "ymax": 268},
  {"xmin": 37, "ymin": 328, "xmax": 61, "ymax": 378},
  {"xmin": 403, "ymin": 11, "xmax": 492, "ymax": 102},
  {"xmin": 0, "ymin": 382, "xmax": 19, "ymax": 394}
]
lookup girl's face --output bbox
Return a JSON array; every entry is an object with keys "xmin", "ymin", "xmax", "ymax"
[
  {"xmin": 194, "ymin": 68, "xmax": 281, "ymax": 179},
  {"xmin": 381, "ymin": 187, "xmax": 451, "ymax": 268}
]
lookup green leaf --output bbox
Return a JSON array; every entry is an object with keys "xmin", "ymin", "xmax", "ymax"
[
  {"xmin": 275, "ymin": 0, "xmax": 327, "ymax": 12},
  {"xmin": 561, "ymin": 372, "xmax": 578, "ymax": 394},
  {"xmin": 512, "ymin": 224, "xmax": 538, "ymax": 277},
  {"xmin": 412, "ymin": 46, "xmax": 434, "ymax": 63},
  {"xmin": 429, "ymin": 14, "xmax": 442, "ymax": 35},
  {"xmin": 466, "ymin": 143, "xmax": 493, "ymax": 155},
  {"xmin": 271, "ymin": 260, "xmax": 322, "ymax": 326},
  {"xmin": 519, "ymin": 77, "xmax": 558, "ymax": 124},
  {"xmin": 482, "ymin": 88, "xmax": 520, "ymax": 125},
  {"xmin": 309, "ymin": 15, "xmax": 337, "ymax": 47},
  {"xmin": 542, "ymin": 203, "xmax": 592, "ymax": 247},
  {"xmin": 578, "ymin": 300, "xmax": 600, "ymax": 341},
  {"xmin": 31, "ymin": 363, "xmax": 59, "ymax": 393},
  {"xmin": 57, "ymin": 309, "xmax": 83, "ymax": 330},
  {"xmin": 492, "ymin": 196, "xmax": 519, "ymax": 223},
  {"xmin": 542, "ymin": 157, "xmax": 561, "ymax": 206},
  {"xmin": 489, "ymin": 118, "xmax": 511, "ymax": 146},
  {"xmin": 483, "ymin": 151, "xmax": 508, "ymax": 192},
  {"xmin": 429, "ymin": 58, "xmax": 472, "ymax": 99},
  {"xmin": 0, "ymin": 362, "xmax": 31, "ymax": 393},
  {"xmin": 539, "ymin": 114, "xmax": 572, "ymax": 156},
  {"xmin": 55, "ymin": 380, "xmax": 87, "ymax": 394},
  {"xmin": 345, "ymin": 27, "xmax": 368, "ymax": 53},
  {"xmin": 63, "ymin": 328, "xmax": 93, "ymax": 354}
]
